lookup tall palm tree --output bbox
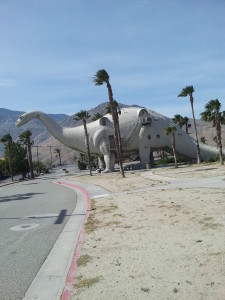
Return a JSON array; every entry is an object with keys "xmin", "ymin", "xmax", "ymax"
[
  {"xmin": 0, "ymin": 134, "xmax": 13, "ymax": 181},
  {"xmin": 182, "ymin": 116, "xmax": 189, "ymax": 134},
  {"xmin": 93, "ymin": 69, "xmax": 125, "ymax": 177},
  {"xmin": 55, "ymin": 148, "xmax": 62, "ymax": 166},
  {"xmin": 165, "ymin": 126, "xmax": 178, "ymax": 168},
  {"xmin": 172, "ymin": 114, "xmax": 184, "ymax": 128},
  {"xmin": 92, "ymin": 113, "xmax": 102, "ymax": 121},
  {"xmin": 19, "ymin": 130, "xmax": 34, "ymax": 179},
  {"xmin": 178, "ymin": 85, "xmax": 201, "ymax": 163},
  {"xmin": 74, "ymin": 110, "xmax": 92, "ymax": 176},
  {"xmin": 201, "ymin": 99, "xmax": 225, "ymax": 165}
]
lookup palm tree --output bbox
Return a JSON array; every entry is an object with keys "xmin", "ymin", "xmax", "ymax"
[
  {"xmin": 172, "ymin": 114, "xmax": 184, "ymax": 128},
  {"xmin": 55, "ymin": 148, "xmax": 62, "ymax": 166},
  {"xmin": 182, "ymin": 116, "xmax": 189, "ymax": 134},
  {"xmin": 0, "ymin": 134, "xmax": 13, "ymax": 181},
  {"xmin": 92, "ymin": 113, "xmax": 102, "ymax": 121},
  {"xmin": 165, "ymin": 126, "xmax": 178, "ymax": 168},
  {"xmin": 201, "ymin": 99, "xmax": 225, "ymax": 165},
  {"xmin": 93, "ymin": 69, "xmax": 125, "ymax": 177},
  {"xmin": 74, "ymin": 110, "xmax": 92, "ymax": 176},
  {"xmin": 19, "ymin": 130, "xmax": 34, "ymax": 179},
  {"xmin": 178, "ymin": 85, "xmax": 201, "ymax": 163}
]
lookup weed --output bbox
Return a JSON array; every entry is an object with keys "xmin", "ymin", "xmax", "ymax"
[
  {"xmin": 104, "ymin": 220, "xmax": 121, "ymax": 227},
  {"xmin": 75, "ymin": 276, "xmax": 102, "ymax": 289},
  {"xmin": 77, "ymin": 254, "xmax": 91, "ymax": 267},
  {"xmin": 100, "ymin": 204, "xmax": 118, "ymax": 214}
]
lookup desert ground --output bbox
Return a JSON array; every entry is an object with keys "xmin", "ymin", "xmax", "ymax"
[{"xmin": 70, "ymin": 163, "xmax": 225, "ymax": 300}]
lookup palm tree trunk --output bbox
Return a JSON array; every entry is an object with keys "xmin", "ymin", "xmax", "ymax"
[
  {"xmin": 190, "ymin": 96, "xmax": 201, "ymax": 163},
  {"xmin": 115, "ymin": 111, "xmax": 123, "ymax": 159},
  {"xmin": 172, "ymin": 133, "xmax": 178, "ymax": 168},
  {"xmin": 84, "ymin": 120, "xmax": 92, "ymax": 176},
  {"xmin": 27, "ymin": 140, "xmax": 34, "ymax": 179},
  {"xmin": 8, "ymin": 142, "xmax": 13, "ymax": 182},
  {"xmin": 59, "ymin": 152, "xmax": 62, "ymax": 166},
  {"xmin": 106, "ymin": 81, "xmax": 125, "ymax": 177},
  {"xmin": 216, "ymin": 120, "xmax": 224, "ymax": 165}
]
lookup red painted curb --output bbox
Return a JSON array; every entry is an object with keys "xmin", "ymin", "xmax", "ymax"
[{"xmin": 55, "ymin": 181, "xmax": 91, "ymax": 300}]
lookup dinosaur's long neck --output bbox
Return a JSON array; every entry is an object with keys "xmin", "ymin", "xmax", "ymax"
[
  {"xmin": 38, "ymin": 112, "xmax": 64, "ymax": 141},
  {"xmin": 32, "ymin": 112, "xmax": 86, "ymax": 152}
]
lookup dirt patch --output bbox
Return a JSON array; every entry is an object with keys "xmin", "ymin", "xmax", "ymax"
[{"xmin": 72, "ymin": 163, "xmax": 225, "ymax": 300}]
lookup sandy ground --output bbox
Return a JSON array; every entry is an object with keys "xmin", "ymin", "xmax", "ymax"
[{"xmin": 70, "ymin": 163, "xmax": 225, "ymax": 300}]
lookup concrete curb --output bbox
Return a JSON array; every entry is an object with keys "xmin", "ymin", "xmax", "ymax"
[
  {"xmin": 0, "ymin": 178, "xmax": 36, "ymax": 188},
  {"xmin": 23, "ymin": 180, "xmax": 88, "ymax": 300},
  {"xmin": 0, "ymin": 181, "xmax": 16, "ymax": 188}
]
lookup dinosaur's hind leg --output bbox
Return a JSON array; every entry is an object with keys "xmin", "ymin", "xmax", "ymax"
[{"xmin": 98, "ymin": 156, "xmax": 106, "ymax": 169}]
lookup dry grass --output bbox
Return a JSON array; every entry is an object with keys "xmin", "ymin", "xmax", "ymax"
[
  {"xmin": 85, "ymin": 200, "xmax": 101, "ymax": 233},
  {"xmin": 77, "ymin": 254, "xmax": 91, "ymax": 267},
  {"xmin": 74, "ymin": 275, "xmax": 102, "ymax": 289}
]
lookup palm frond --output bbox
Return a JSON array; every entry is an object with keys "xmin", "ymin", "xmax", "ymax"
[
  {"xmin": 0, "ymin": 133, "xmax": 12, "ymax": 144},
  {"xmin": 178, "ymin": 85, "xmax": 194, "ymax": 97},
  {"xmin": 92, "ymin": 113, "xmax": 102, "ymax": 121},
  {"xmin": 165, "ymin": 126, "xmax": 177, "ymax": 135},
  {"xmin": 74, "ymin": 110, "xmax": 90, "ymax": 121},
  {"xmin": 201, "ymin": 99, "xmax": 222, "ymax": 127},
  {"xmin": 93, "ymin": 69, "xmax": 109, "ymax": 86}
]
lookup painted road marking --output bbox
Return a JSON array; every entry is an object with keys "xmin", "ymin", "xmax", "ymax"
[
  {"xmin": 92, "ymin": 194, "xmax": 109, "ymax": 199},
  {"xmin": 23, "ymin": 213, "xmax": 58, "ymax": 220},
  {"xmin": 10, "ymin": 224, "xmax": 39, "ymax": 231}
]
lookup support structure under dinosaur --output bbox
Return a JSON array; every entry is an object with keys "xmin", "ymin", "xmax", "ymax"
[{"xmin": 16, "ymin": 107, "xmax": 223, "ymax": 172}]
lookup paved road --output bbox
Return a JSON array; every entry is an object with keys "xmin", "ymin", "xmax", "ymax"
[{"xmin": 0, "ymin": 170, "xmax": 77, "ymax": 300}]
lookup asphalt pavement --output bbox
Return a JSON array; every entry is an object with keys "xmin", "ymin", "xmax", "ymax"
[{"xmin": 0, "ymin": 169, "xmax": 77, "ymax": 300}]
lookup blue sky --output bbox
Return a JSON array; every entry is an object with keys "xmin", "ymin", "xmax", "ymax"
[{"xmin": 0, "ymin": 0, "xmax": 225, "ymax": 118}]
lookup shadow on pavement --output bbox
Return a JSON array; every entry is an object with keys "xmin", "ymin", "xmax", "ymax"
[
  {"xmin": 55, "ymin": 209, "xmax": 67, "ymax": 224},
  {"xmin": 0, "ymin": 192, "xmax": 44, "ymax": 203}
]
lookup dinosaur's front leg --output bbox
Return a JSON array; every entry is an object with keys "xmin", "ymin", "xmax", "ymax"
[
  {"xmin": 98, "ymin": 137, "xmax": 115, "ymax": 172},
  {"xmin": 102, "ymin": 152, "xmax": 115, "ymax": 173},
  {"xmin": 139, "ymin": 125, "xmax": 151, "ymax": 168}
]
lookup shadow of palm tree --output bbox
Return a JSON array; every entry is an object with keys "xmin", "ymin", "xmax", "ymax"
[{"xmin": 0, "ymin": 192, "xmax": 44, "ymax": 203}]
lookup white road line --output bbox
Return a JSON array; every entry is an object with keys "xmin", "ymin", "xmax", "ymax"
[{"xmin": 92, "ymin": 194, "xmax": 109, "ymax": 199}]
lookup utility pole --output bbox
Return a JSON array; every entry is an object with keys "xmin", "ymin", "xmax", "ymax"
[
  {"xmin": 47, "ymin": 145, "xmax": 53, "ymax": 168},
  {"xmin": 32, "ymin": 145, "xmax": 42, "ymax": 163}
]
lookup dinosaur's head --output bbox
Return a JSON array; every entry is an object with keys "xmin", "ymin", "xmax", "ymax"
[{"xmin": 16, "ymin": 112, "xmax": 29, "ymax": 127}]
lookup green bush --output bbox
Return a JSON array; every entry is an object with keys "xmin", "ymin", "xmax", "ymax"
[
  {"xmin": 78, "ymin": 160, "xmax": 88, "ymax": 170},
  {"xmin": 204, "ymin": 156, "xmax": 220, "ymax": 163},
  {"xmin": 33, "ymin": 161, "xmax": 45, "ymax": 173}
]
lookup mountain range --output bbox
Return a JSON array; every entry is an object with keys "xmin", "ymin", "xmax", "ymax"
[{"xmin": 0, "ymin": 104, "xmax": 224, "ymax": 165}]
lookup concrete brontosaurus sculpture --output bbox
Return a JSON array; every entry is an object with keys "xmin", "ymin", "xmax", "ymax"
[{"xmin": 16, "ymin": 107, "xmax": 222, "ymax": 172}]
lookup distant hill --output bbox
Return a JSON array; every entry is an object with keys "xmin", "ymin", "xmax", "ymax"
[{"xmin": 0, "ymin": 104, "xmax": 224, "ymax": 164}]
